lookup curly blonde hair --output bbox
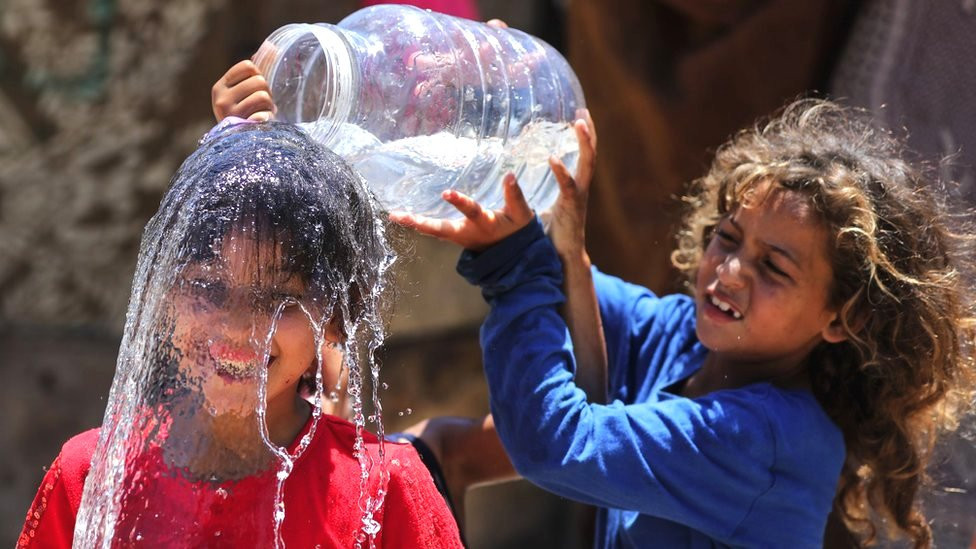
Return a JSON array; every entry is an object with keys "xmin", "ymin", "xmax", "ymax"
[{"xmin": 672, "ymin": 99, "xmax": 976, "ymax": 547}]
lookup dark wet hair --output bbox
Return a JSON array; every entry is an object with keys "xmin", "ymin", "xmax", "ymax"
[
  {"xmin": 135, "ymin": 121, "xmax": 393, "ymax": 402},
  {"xmin": 159, "ymin": 121, "xmax": 390, "ymax": 327}
]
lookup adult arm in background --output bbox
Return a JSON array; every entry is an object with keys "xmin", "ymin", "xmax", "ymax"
[{"xmin": 652, "ymin": 0, "xmax": 764, "ymax": 26}]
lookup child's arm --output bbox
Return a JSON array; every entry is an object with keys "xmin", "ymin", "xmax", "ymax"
[
  {"xmin": 395, "ymin": 112, "xmax": 607, "ymax": 401},
  {"xmin": 546, "ymin": 112, "xmax": 607, "ymax": 402},
  {"xmin": 388, "ymin": 114, "xmax": 598, "ymax": 522},
  {"xmin": 211, "ymin": 60, "xmax": 274, "ymax": 122}
]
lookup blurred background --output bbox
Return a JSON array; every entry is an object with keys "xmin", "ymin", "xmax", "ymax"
[{"xmin": 2, "ymin": 0, "xmax": 974, "ymax": 547}]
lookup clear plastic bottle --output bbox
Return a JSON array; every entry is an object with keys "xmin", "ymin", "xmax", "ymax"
[{"xmin": 252, "ymin": 4, "xmax": 586, "ymax": 218}]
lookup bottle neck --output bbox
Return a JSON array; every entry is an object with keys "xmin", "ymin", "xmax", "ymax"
[{"xmin": 253, "ymin": 23, "xmax": 357, "ymax": 144}]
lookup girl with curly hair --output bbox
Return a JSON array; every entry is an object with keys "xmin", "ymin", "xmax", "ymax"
[{"xmin": 395, "ymin": 98, "xmax": 976, "ymax": 548}]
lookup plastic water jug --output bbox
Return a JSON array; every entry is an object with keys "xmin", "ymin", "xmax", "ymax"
[{"xmin": 253, "ymin": 4, "xmax": 586, "ymax": 218}]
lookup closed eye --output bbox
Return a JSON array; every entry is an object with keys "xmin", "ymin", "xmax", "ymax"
[
  {"xmin": 764, "ymin": 259, "xmax": 791, "ymax": 279},
  {"xmin": 188, "ymin": 278, "xmax": 228, "ymax": 303},
  {"xmin": 714, "ymin": 228, "xmax": 738, "ymax": 246},
  {"xmin": 255, "ymin": 290, "xmax": 302, "ymax": 311},
  {"xmin": 272, "ymin": 292, "xmax": 302, "ymax": 304}
]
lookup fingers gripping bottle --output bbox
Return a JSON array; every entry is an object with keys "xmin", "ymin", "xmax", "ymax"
[{"xmin": 253, "ymin": 4, "xmax": 586, "ymax": 218}]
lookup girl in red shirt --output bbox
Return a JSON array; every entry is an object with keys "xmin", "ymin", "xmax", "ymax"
[{"xmin": 19, "ymin": 120, "xmax": 462, "ymax": 548}]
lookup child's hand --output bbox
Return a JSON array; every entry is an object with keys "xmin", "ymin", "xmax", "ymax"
[
  {"xmin": 544, "ymin": 109, "xmax": 597, "ymax": 260},
  {"xmin": 211, "ymin": 60, "xmax": 275, "ymax": 122},
  {"xmin": 389, "ymin": 174, "xmax": 533, "ymax": 251}
]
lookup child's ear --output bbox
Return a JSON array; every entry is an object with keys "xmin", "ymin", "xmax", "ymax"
[
  {"xmin": 821, "ymin": 316, "xmax": 848, "ymax": 344},
  {"xmin": 324, "ymin": 317, "xmax": 346, "ymax": 345},
  {"xmin": 821, "ymin": 309, "xmax": 865, "ymax": 344}
]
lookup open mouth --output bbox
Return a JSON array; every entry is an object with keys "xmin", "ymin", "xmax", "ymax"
[
  {"xmin": 208, "ymin": 341, "xmax": 265, "ymax": 381},
  {"xmin": 707, "ymin": 293, "xmax": 742, "ymax": 320}
]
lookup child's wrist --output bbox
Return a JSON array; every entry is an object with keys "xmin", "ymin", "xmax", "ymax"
[{"xmin": 556, "ymin": 245, "xmax": 591, "ymax": 269}]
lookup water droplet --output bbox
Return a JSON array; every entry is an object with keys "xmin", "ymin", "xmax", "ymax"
[
  {"xmin": 362, "ymin": 515, "xmax": 381, "ymax": 536},
  {"xmin": 397, "ymin": 408, "xmax": 412, "ymax": 417}
]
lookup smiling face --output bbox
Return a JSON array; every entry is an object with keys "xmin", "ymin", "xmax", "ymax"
[
  {"xmin": 694, "ymin": 181, "xmax": 847, "ymax": 380},
  {"xmin": 170, "ymin": 233, "xmax": 345, "ymax": 433}
]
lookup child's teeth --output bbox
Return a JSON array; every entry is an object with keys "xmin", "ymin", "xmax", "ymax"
[
  {"xmin": 710, "ymin": 295, "xmax": 741, "ymax": 319},
  {"xmin": 215, "ymin": 358, "xmax": 253, "ymax": 378}
]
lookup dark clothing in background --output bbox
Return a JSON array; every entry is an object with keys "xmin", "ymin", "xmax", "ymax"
[
  {"xmin": 831, "ymin": 0, "xmax": 976, "ymax": 200},
  {"xmin": 566, "ymin": 0, "xmax": 856, "ymax": 293}
]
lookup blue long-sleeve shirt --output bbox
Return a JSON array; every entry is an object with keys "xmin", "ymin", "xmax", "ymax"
[{"xmin": 457, "ymin": 219, "xmax": 845, "ymax": 548}]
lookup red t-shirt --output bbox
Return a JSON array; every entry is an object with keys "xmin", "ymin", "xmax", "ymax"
[{"xmin": 18, "ymin": 415, "xmax": 463, "ymax": 548}]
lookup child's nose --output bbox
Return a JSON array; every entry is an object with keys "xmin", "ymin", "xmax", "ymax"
[
  {"xmin": 716, "ymin": 254, "xmax": 747, "ymax": 289},
  {"xmin": 216, "ymin": 300, "xmax": 268, "ymax": 336}
]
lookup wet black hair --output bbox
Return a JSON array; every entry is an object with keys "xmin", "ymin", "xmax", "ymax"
[{"xmin": 159, "ymin": 121, "xmax": 389, "ymax": 326}]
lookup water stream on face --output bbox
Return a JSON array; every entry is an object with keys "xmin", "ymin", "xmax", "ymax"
[
  {"xmin": 72, "ymin": 123, "xmax": 395, "ymax": 548},
  {"xmin": 302, "ymin": 119, "xmax": 580, "ymax": 218},
  {"xmin": 258, "ymin": 301, "xmax": 319, "ymax": 549}
]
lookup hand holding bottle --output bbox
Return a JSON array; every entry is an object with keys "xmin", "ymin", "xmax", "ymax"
[
  {"xmin": 390, "ymin": 110, "xmax": 596, "ymax": 252},
  {"xmin": 544, "ymin": 109, "xmax": 597, "ymax": 260},
  {"xmin": 211, "ymin": 60, "xmax": 275, "ymax": 122},
  {"xmin": 389, "ymin": 172, "xmax": 533, "ymax": 251},
  {"xmin": 542, "ymin": 109, "xmax": 607, "ymax": 403}
]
